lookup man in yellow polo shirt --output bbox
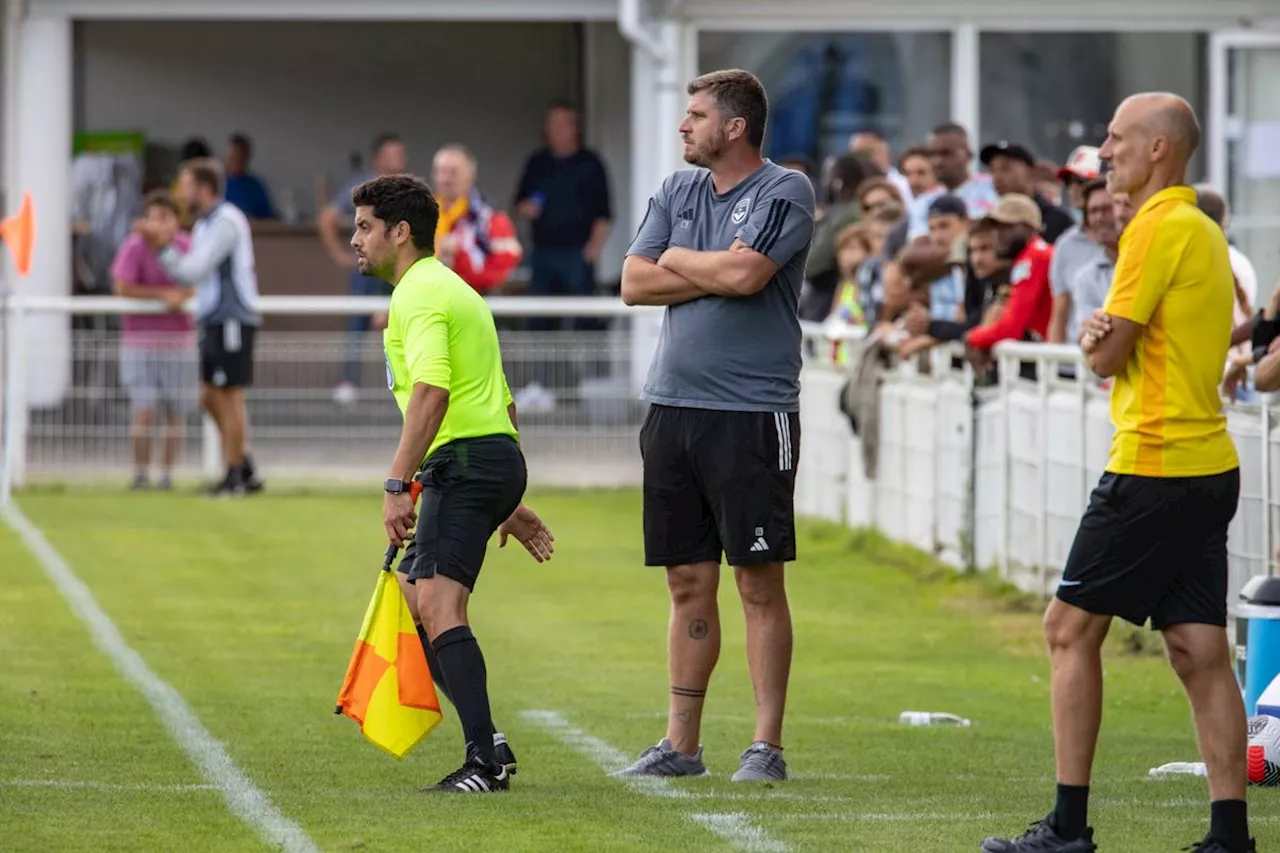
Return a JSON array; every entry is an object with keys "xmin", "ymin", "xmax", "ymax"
[
  {"xmin": 983, "ymin": 94, "xmax": 1252, "ymax": 853},
  {"xmin": 350, "ymin": 173, "xmax": 554, "ymax": 795}
]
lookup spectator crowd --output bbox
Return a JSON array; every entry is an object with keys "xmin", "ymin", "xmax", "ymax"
[
  {"xmin": 796, "ymin": 123, "xmax": 1266, "ymax": 410},
  {"xmin": 102, "ymin": 102, "xmax": 1272, "ymax": 492}
]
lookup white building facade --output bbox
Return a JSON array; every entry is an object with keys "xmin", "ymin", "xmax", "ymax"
[{"xmin": 3, "ymin": 0, "xmax": 1280, "ymax": 401}]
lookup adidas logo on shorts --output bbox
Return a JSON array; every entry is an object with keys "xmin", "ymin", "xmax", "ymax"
[{"xmin": 749, "ymin": 526, "xmax": 769, "ymax": 553}]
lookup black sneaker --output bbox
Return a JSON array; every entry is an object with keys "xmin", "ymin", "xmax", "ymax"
[
  {"xmin": 241, "ymin": 456, "xmax": 265, "ymax": 494},
  {"xmin": 208, "ymin": 468, "xmax": 245, "ymax": 498},
  {"xmin": 426, "ymin": 755, "xmax": 509, "ymax": 794},
  {"xmin": 1183, "ymin": 837, "xmax": 1257, "ymax": 852},
  {"xmin": 494, "ymin": 732, "xmax": 517, "ymax": 776},
  {"xmin": 981, "ymin": 815, "xmax": 1097, "ymax": 852},
  {"xmin": 130, "ymin": 472, "xmax": 149, "ymax": 491}
]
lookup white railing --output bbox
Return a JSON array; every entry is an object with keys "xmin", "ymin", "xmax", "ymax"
[
  {"xmin": 5, "ymin": 295, "xmax": 1276, "ymax": 610},
  {"xmin": 796, "ymin": 324, "xmax": 1276, "ymax": 611},
  {"xmin": 1, "ymin": 295, "xmax": 661, "ymax": 500}
]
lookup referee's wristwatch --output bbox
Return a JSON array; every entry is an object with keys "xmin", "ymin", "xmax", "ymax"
[{"xmin": 384, "ymin": 478, "xmax": 412, "ymax": 495}]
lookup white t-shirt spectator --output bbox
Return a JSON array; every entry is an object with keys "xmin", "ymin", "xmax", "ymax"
[{"xmin": 1229, "ymin": 244, "xmax": 1259, "ymax": 361}]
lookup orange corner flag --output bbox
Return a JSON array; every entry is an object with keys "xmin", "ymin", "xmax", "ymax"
[
  {"xmin": 335, "ymin": 569, "xmax": 441, "ymax": 759},
  {"xmin": 0, "ymin": 192, "xmax": 35, "ymax": 277}
]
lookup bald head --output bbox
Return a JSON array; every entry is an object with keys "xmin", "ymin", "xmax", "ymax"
[
  {"xmin": 1142, "ymin": 93, "xmax": 1200, "ymax": 158},
  {"xmin": 1101, "ymin": 92, "xmax": 1201, "ymax": 199}
]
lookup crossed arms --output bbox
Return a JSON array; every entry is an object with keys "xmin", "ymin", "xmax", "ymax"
[{"xmin": 621, "ymin": 239, "xmax": 780, "ymax": 306}]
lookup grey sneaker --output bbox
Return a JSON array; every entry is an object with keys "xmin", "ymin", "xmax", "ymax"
[
  {"xmin": 730, "ymin": 741, "xmax": 786, "ymax": 782},
  {"xmin": 612, "ymin": 738, "xmax": 708, "ymax": 778}
]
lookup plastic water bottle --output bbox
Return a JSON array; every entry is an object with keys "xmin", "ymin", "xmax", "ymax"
[
  {"xmin": 1148, "ymin": 762, "xmax": 1208, "ymax": 778},
  {"xmin": 899, "ymin": 711, "xmax": 972, "ymax": 727}
]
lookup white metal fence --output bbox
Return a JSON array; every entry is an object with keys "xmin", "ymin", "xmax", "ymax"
[
  {"xmin": 3, "ymin": 296, "xmax": 1276, "ymax": 609},
  {"xmin": 796, "ymin": 326, "xmax": 1277, "ymax": 610},
  {"xmin": 1, "ymin": 296, "xmax": 660, "ymax": 495}
]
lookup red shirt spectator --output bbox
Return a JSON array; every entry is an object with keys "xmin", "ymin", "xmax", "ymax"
[
  {"xmin": 433, "ymin": 145, "xmax": 522, "ymax": 294},
  {"xmin": 967, "ymin": 196, "xmax": 1054, "ymax": 350}
]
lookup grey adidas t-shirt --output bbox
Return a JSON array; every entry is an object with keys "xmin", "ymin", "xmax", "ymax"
[{"xmin": 627, "ymin": 160, "xmax": 816, "ymax": 412}]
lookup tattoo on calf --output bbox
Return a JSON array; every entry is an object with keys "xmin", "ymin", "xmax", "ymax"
[
  {"xmin": 670, "ymin": 685, "xmax": 707, "ymax": 700},
  {"xmin": 677, "ymin": 709, "xmax": 693, "ymax": 723},
  {"xmin": 688, "ymin": 619, "xmax": 709, "ymax": 640}
]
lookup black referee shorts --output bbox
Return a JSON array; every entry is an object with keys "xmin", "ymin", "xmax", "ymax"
[
  {"xmin": 398, "ymin": 436, "xmax": 527, "ymax": 592},
  {"xmin": 640, "ymin": 404, "xmax": 800, "ymax": 568},
  {"xmin": 1057, "ymin": 468, "xmax": 1239, "ymax": 630},
  {"xmin": 199, "ymin": 320, "xmax": 256, "ymax": 389}
]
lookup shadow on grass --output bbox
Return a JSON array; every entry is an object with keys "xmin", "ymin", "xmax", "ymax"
[{"xmin": 831, "ymin": 523, "xmax": 1165, "ymax": 658}]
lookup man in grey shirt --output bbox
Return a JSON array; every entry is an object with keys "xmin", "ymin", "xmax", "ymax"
[
  {"xmin": 615, "ymin": 69, "xmax": 816, "ymax": 783},
  {"xmin": 1048, "ymin": 178, "xmax": 1110, "ymax": 344}
]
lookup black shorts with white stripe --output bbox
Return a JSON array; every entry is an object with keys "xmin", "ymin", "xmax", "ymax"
[
  {"xmin": 199, "ymin": 320, "xmax": 257, "ymax": 389},
  {"xmin": 639, "ymin": 404, "xmax": 799, "ymax": 568}
]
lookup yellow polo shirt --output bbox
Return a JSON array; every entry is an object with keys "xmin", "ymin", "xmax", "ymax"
[{"xmin": 1102, "ymin": 186, "xmax": 1238, "ymax": 477}]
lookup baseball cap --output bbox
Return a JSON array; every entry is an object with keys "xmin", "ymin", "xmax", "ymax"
[
  {"xmin": 1056, "ymin": 145, "xmax": 1102, "ymax": 181},
  {"xmin": 982, "ymin": 194, "xmax": 1043, "ymax": 231},
  {"xmin": 980, "ymin": 141, "xmax": 1035, "ymax": 168},
  {"xmin": 926, "ymin": 193, "xmax": 967, "ymax": 219}
]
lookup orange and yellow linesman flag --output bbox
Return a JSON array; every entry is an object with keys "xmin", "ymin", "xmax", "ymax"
[{"xmin": 335, "ymin": 552, "xmax": 442, "ymax": 759}]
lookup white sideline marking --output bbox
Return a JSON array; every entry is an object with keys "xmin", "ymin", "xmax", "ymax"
[
  {"xmin": 5, "ymin": 779, "xmax": 217, "ymax": 792},
  {"xmin": 690, "ymin": 813, "xmax": 789, "ymax": 853},
  {"xmin": 1, "ymin": 504, "xmax": 319, "ymax": 853},
  {"xmin": 520, "ymin": 710, "xmax": 791, "ymax": 852}
]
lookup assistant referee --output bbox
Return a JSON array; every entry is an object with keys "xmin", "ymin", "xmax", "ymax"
[
  {"xmin": 351, "ymin": 174, "xmax": 554, "ymax": 794},
  {"xmin": 983, "ymin": 93, "xmax": 1252, "ymax": 853}
]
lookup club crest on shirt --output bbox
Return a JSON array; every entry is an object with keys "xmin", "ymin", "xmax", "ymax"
[
  {"xmin": 1011, "ymin": 260, "xmax": 1032, "ymax": 284},
  {"xmin": 732, "ymin": 197, "xmax": 752, "ymax": 224},
  {"xmin": 384, "ymin": 350, "xmax": 394, "ymax": 390}
]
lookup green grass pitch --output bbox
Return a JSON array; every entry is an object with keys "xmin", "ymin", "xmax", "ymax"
[{"xmin": 0, "ymin": 487, "xmax": 1275, "ymax": 852}]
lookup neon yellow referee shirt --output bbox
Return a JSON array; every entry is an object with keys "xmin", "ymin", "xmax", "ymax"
[{"xmin": 383, "ymin": 257, "xmax": 517, "ymax": 464}]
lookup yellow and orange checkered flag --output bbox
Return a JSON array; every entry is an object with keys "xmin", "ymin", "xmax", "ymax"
[{"xmin": 335, "ymin": 508, "xmax": 442, "ymax": 759}]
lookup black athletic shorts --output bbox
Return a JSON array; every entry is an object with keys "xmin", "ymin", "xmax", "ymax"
[
  {"xmin": 640, "ymin": 404, "xmax": 799, "ymax": 568},
  {"xmin": 1057, "ymin": 468, "xmax": 1240, "ymax": 630},
  {"xmin": 199, "ymin": 320, "xmax": 256, "ymax": 388},
  {"xmin": 397, "ymin": 435, "xmax": 527, "ymax": 592}
]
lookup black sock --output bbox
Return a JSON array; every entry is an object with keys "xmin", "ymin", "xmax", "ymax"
[
  {"xmin": 431, "ymin": 626, "xmax": 497, "ymax": 766},
  {"xmin": 1052, "ymin": 783, "xmax": 1090, "ymax": 840},
  {"xmin": 417, "ymin": 624, "xmax": 453, "ymax": 707},
  {"xmin": 1210, "ymin": 799, "xmax": 1249, "ymax": 848}
]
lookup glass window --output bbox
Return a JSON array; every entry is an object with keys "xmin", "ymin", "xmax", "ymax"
[
  {"xmin": 698, "ymin": 31, "xmax": 952, "ymax": 166},
  {"xmin": 979, "ymin": 32, "xmax": 1206, "ymax": 170},
  {"xmin": 1224, "ymin": 44, "xmax": 1280, "ymax": 306}
]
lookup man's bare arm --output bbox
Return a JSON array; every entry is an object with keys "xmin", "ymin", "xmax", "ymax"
[
  {"xmin": 1048, "ymin": 293, "xmax": 1071, "ymax": 344},
  {"xmin": 319, "ymin": 203, "xmax": 355, "ymax": 267},
  {"xmin": 387, "ymin": 384, "xmax": 449, "ymax": 481},
  {"xmin": 1256, "ymin": 351, "xmax": 1280, "ymax": 392},
  {"xmin": 657, "ymin": 239, "xmax": 780, "ymax": 298},
  {"xmin": 620, "ymin": 255, "xmax": 706, "ymax": 306},
  {"xmin": 1085, "ymin": 315, "xmax": 1143, "ymax": 379}
]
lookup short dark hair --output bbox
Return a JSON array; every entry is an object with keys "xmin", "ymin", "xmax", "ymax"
[
  {"xmin": 1080, "ymin": 179, "xmax": 1111, "ymax": 228},
  {"xmin": 547, "ymin": 99, "xmax": 579, "ymax": 115},
  {"xmin": 898, "ymin": 145, "xmax": 932, "ymax": 171},
  {"xmin": 969, "ymin": 218, "xmax": 999, "ymax": 237},
  {"xmin": 182, "ymin": 158, "xmax": 223, "ymax": 197},
  {"xmin": 351, "ymin": 174, "xmax": 439, "ymax": 253},
  {"xmin": 372, "ymin": 133, "xmax": 403, "ymax": 156},
  {"xmin": 180, "ymin": 137, "xmax": 211, "ymax": 161},
  {"xmin": 142, "ymin": 189, "xmax": 178, "ymax": 216},
  {"xmin": 229, "ymin": 133, "xmax": 252, "ymax": 155},
  {"xmin": 1195, "ymin": 184, "xmax": 1228, "ymax": 227},
  {"xmin": 687, "ymin": 69, "xmax": 769, "ymax": 149},
  {"xmin": 932, "ymin": 121, "xmax": 970, "ymax": 138}
]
